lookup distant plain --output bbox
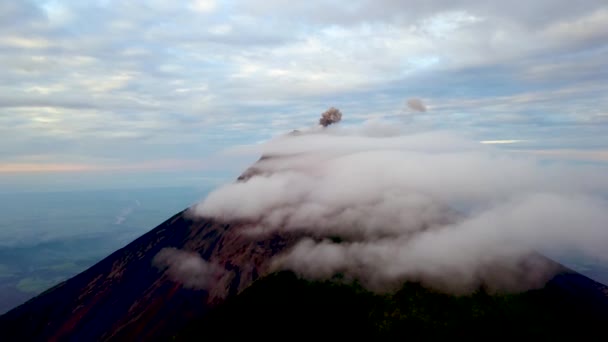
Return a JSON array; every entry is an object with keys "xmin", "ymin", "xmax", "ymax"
[{"xmin": 0, "ymin": 186, "xmax": 209, "ymax": 314}]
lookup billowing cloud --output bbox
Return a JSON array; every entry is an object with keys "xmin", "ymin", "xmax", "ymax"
[
  {"xmin": 319, "ymin": 107, "xmax": 343, "ymax": 127},
  {"xmin": 193, "ymin": 121, "xmax": 608, "ymax": 293},
  {"xmin": 153, "ymin": 247, "xmax": 224, "ymax": 290}
]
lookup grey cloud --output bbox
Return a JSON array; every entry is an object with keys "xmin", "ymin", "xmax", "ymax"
[
  {"xmin": 242, "ymin": 0, "xmax": 607, "ymax": 29},
  {"xmin": 153, "ymin": 247, "xmax": 224, "ymax": 290},
  {"xmin": 520, "ymin": 52, "xmax": 608, "ymax": 84},
  {"xmin": 0, "ymin": 1, "xmax": 46, "ymax": 31},
  {"xmin": 194, "ymin": 123, "xmax": 608, "ymax": 293},
  {"xmin": 1, "ymin": 0, "xmax": 608, "ymax": 173}
]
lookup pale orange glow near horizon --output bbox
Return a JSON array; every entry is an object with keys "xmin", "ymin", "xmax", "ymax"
[
  {"xmin": 0, "ymin": 159, "xmax": 212, "ymax": 174},
  {"xmin": 0, "ymin": 163, "xmax": 95, "ymax": 173}
]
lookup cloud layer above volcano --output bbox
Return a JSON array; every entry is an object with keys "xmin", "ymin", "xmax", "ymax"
[{"xmin": 193, "ymin": 121, "xmax": 608, "ymax": 293}]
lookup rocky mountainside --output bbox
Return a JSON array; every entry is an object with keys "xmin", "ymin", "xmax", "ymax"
[
  {"xmin": 2, "ymin": 158, "xmax": 608, "ymax": 340},
  {"xmin": 0, "ymin": 209, "xmax": 297, "ymax": 341},
  {"xmin": 1, "ymin": 204, "xmax": 608, "ymax": 340}
]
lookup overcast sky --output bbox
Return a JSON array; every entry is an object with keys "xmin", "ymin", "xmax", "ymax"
[{"xmin": 1, "ymin": 0, "xmax": 607, "ymax": 191}]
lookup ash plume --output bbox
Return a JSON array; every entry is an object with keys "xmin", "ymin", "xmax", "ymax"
[
  {"xmin": 319, "ymin": 107, "xmax": 343, "ymax": 127},
  {"xmin": 407, "ymin": 98, "xmax": 427, "ymax": 112},
  {"xmin": 192, "ymin": 120, "xmax": 608, "ymax": 294}
]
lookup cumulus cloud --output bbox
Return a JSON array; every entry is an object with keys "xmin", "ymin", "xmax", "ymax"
[
  {"xmin": 192, "ymin": 121, "xmax": 608, "ymax": 293},
  {"xmin": 407, "ymin": 98, "xmax": 427, "ymax": 112},
  {"xmin": 153, "ymin": 247, "xmax": 224, "ymax": 290}
]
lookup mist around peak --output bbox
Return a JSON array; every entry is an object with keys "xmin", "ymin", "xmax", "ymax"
[{"xmin": 192, "ymin": 112, "xmax": 608, "ymax": 293}]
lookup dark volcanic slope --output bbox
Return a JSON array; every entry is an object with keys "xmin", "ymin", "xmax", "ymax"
[
  {"xmin": 187, "ymin": 271, "xmax": 608, "ymax": 339},
  {"xmin": 0, "ymin": 210, "xmax": 294, "ymax": 341},
  {"xmin": 1, "ymin": 208, "xmax": 608, "ymax": 341}
]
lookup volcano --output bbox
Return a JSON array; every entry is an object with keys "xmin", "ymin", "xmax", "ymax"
[{"xmin": 1, "ymin": 164, "xmax": 608, "ymax": 341}]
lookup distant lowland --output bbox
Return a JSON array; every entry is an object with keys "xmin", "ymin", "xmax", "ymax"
[{"xmin": 0, "ymin": 186, "xmax": 210, "ymax": 314}]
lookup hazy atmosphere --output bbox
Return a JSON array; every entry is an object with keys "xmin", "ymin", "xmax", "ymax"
[{"xmin": 1, "ymin": 0, "xmax": 608, "ymax": 323}]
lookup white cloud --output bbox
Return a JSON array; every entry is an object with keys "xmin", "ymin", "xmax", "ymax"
[
  {"xmin": 208, "ymin": 24, "xmax": 232, "ymax": 35},
  {"xmin": 0, "ymin": 36, "xmax": 51, "ymax": 49},
  {"xmin": 193, "ymin": 122, "xmax": 608, "ymax": 293},
  {"xmin": 480, "ymin": 140, "xmax": 523, "ymax": 144},
  {"xmin": 1, "ymin": 0, "xmax": 608, "ymax": 183},
  {"xmin": 153, "ymin": 247, "xmax": 224, "ymax": 289},
  {"xmin": 191, "ymin": 0, "xmax": 217, "ymax": 13},
  {"xmin": 541, "ymin": 7, "xmax": 608, "ymax": 48}
]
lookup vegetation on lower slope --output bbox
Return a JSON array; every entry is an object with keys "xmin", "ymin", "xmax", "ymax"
[{"xmin": 178, "ymin": 271, "xmax": 608, "ymax": 340}]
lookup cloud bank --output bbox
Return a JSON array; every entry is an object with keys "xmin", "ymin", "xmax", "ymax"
[
  {"xmin": 153, "ymin": 247, "xmax": 223, "ymax": 290},
  {"xmin": 3, "ymin": 1, "xmax": 608, "ymax": 184},
  {"xmin": 192, "ymin": 120, "xmax": 608, "ymax": 293}
]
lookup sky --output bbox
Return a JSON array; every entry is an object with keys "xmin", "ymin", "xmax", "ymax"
[{"xmin": 1, "ymin": 0, "xmax": 608, "ymax": 191}]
